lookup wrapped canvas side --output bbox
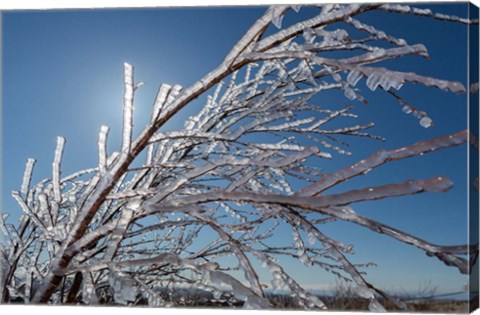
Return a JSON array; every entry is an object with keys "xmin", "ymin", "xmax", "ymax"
[{"xmin": 469, "ymin": 2, "xmax": 480, "ymax": 313}]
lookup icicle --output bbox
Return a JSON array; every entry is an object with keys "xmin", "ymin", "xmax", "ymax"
[
  {"xmin": 121, "ymin": 62, "xmax": 134, "ymax": 154},
  {"xmin": 378, "ymin": 73, "xmax": 392, "ymax": 90},
  {"xmin": 366, "ymin": 72, "xmax": 381, "ymax": 91},
  {"xmin": 52, "ymin": 136, "xmax": 65, "ymax": 203},
  {"xmin": 21, "ymin": 158, "xmax": 36, "ymax": 197},
  {"xmin": 98, "ymin": 125, "xmax": 109, "ymax": 175},
  {"xmin": 359, "ymin": 66, "xmax": 465, "ymax": 93},
  {"xmin": 347, "ymin": 68, "xmax": 363, "ymax": 86},
  {"xmin": 390, "ymin": 75, "xmax": 404, "ymax": 90}
]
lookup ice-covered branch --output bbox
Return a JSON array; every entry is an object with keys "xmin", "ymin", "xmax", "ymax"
[
  {"xmin": 53, "ymin": 136, "xmax": 66, "ymax": 203},
  {"xmin": 151, "ymin": 84, "xmax": 171, "ymax": 123},
  {"xmin": 122, "ymin": 63, "xmax": 134, "ymax": 154},
  {"xmin": 298, "ymin": 130, "xmax": 467, "ymax": 196},
  {"xmin": 98, "ymin": 125, "xmax": 110, "ymax": 175},
  {"xmin": 254, "ymin": 4, "xmax": 380, "ymax": 52},
  {"xmin": 20, "ymin": 158, "xmax": 36, "ymax": 198},
  {"xmin": 379, "ymin": 4, "xmax": 479, "ymax": 24},
  {"xmin": 144, "ymin": 177, "xmax": 454, "ymax": 215}
]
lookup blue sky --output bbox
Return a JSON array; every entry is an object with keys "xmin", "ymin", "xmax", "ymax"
[{"xmin": 1, "ymin": 4, "xmax": 474, "ymax": 296}]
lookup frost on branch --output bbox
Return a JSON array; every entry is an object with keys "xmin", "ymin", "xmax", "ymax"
[{"xmin": 1, "ymin": 4, "xmax": 476, "ymax": 312}]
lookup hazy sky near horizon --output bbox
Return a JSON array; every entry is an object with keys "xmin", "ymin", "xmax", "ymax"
[{"xmin": 1, "ymin": 3, "xmax": 475, "ymax": 295}]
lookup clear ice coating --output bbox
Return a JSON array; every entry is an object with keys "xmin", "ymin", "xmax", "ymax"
[
  {"xmin": 369, "ymin": 299, "xmax": 387, "ymax": 312},
  {"xmin": 307, "ymin": 231, "xmax": 316, "ymax": 245},
  {"xmin": 421, "ymin": 176, "xmax": 453, "ymax": 192},
  {"xmin": 82, "ymin": 272, "xmax": 98, "ymax": 304},
  {"xmin": 151, "ymin": 83, "xmax": 172, "ymax": 122},
  {"xmin": 347, "ymin": 68, "xmax": 363, "ymax": 86},
  {"xmin": 109, "ymin": 271, "xmax": 138, "ymax": 305},
  {"xmin": 412, "ymin": 8, "xmax": 433, "ymax": 15},
  {"xmin": 291, "ymin": 5, "xmax": 301, "ymax": 13},
  {"xmin": 98, "ymin": 125, "xmax": 110, "ymax": 174},
  {"xmin": 402, "ymin": 105, "xmax": 413, "ymax": 114},
  {"xmin": 121, "ymin": 63, "xmax": 134, "ymax": 154},
  {"xmin": 366, "ymin": 72, "xmax": 381, "ymax": 91},
  {"xmin": 271, "ymin": 8, "xmax": 284, "ymax": 29},
  {"xmin": 52, "ymin": 136, "xmax": 66, "ymax": 203},
  {"xmin": 378, "ymin": 72, "xmax": 402, "ymax": 91},
  {"xmin": 303, "ymin": 27, "xmax": 316, "ymax": 44},
  {"xmin": 21, "ymin": 158, "xmax": 36, "ymax": 196},
  {"xmin": 419, "ymin": 116, "xmax": 433, "ymax": 128},
  {"xmin": 346, "ymin": 16, "xmax": 408, "ymax": 46},
  {"xmin": 344, "ymin": 86, "xmax": 357, "ymax": 100},
  {"xmin": 355, "ymin": 286, "xmax": 375, "ymax": 299}
]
